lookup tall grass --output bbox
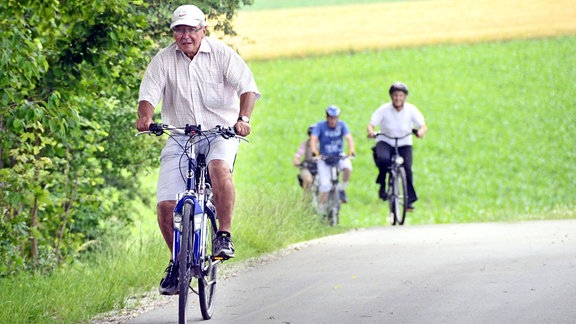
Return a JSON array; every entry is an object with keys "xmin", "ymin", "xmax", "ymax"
[
  {"xmin": 0, "ymin": 178, "xmax": 167, "ymax": 323},
  {"xmin": 0, "ymin": 175, "xmax": 334, "ymax": 323},
  {"xmin": 1, "ymin": 36, "xmax": 574, "ymax": 323}
]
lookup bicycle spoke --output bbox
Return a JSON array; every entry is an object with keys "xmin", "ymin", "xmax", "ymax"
[{"xmin": 198, "ymin": 213, "xmax": 218, "ymax": 320}]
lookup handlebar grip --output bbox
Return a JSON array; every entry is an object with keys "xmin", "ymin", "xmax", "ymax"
[
  {"xmin": 221, "ymin": 127, "xmax": 236, "ymax": 139},
  {"xmin": 149, "ymin": 123, "xmax": 164, "ymax": 136}
]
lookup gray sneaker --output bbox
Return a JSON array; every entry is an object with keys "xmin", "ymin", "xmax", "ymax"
[
  {"xmin": 213, "ymin": 234, "xmax": 235, "ymax": 259},
  {"xmin": 159, "ymin": 261, "xmax": 178, "ymax": 295}
]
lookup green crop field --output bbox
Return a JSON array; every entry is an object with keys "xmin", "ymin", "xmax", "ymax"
[{"xmin": 235, "ymin": 36, "xmax": 576, "ymax": 228}]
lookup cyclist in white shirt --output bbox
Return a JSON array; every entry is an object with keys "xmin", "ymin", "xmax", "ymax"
[
  {"xmin": 136, "ymin": 4, "xmax": 260, "ymax": 295},
  {"xmin": 367, "ymin": 82, "xmax": 427, "ymax": 211}
]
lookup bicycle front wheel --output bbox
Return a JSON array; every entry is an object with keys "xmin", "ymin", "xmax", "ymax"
[
  {"xmin": 327, "ymin": 188, "xmax": 340, "ymax": 226},
  {"xmin": 178, "ymin": 201, "xmax": 194, "ymax": 324},
  {"xmin": 198, "ymin": 212, "xmax": 218, "ymax": 319},
  {"xmin": 393, "ymin": 167, "xmax": 408, "ymax": 225}
]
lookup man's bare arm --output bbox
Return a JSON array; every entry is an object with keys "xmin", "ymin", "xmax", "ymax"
[{"xmin": 136, "ymin": 101, "xmax": 155, "ymax": 131}]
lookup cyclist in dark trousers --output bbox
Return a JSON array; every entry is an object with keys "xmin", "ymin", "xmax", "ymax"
[{"xmin": 367, "ymin": 82, "xmax": 427, "ymax": 211}]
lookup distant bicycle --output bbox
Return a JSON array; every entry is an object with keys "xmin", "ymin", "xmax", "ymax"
[
  {"xmin": 373, "ymin": 131, "xmax": 415, "ymax": 226},
  {"xmin": 298, "ymin": 161, "xmax": 321, "ymax": 212},
  {"xmin": 137, "ymin": 124, "xmax": 247, "ymax": 322},
  {"xmin": 297, "ymin": 160, "xmax": 318, "ymax": 191},
  {"xmin": 315, "ymin": 154, "xmax": 352, "ymax": 226}
]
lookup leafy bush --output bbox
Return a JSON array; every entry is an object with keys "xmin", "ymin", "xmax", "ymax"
[{"xmin": 0, "ymin": 0, "xmax": 253, "ymax": 276}]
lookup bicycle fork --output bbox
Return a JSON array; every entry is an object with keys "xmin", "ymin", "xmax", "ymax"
[
  {"xmin": 172, "ymin": 149, "xmax": 208, "ymax": 273},
  {"xmin": 330, "ymin": 166, "xmax": 339, "ymax": 185}
]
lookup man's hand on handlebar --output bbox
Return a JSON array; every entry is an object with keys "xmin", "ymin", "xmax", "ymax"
[
  {"xmin": 415, "ymin": 128, "xmax": 426, "ymax": 138},
  {"xmin": 136, "ymin": 116, "xmax": 154, "ymax": 132},
  {"xmin": 234, "ymin": 121, "xmax": 251, "ymax": 137}
]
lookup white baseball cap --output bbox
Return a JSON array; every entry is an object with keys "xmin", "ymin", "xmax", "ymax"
[{"xmin": 170, "ymin": 5, "xmax": 207, "ymax": 29}]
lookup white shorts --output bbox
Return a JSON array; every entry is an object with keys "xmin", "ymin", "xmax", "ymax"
[
  {"xmin": 157, "ymin": 134, "xmax": 239, "ymax": 203},
  {"xmin": 317, "ymin": 158, "xmax": 352, "ymax": 192}
]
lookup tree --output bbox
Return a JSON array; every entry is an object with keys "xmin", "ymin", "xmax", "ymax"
[{"xmin": 0, "ymin": 0, "xmax": 253, "ymax": 275}]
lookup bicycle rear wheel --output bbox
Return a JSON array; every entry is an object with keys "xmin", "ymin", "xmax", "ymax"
[
  {"xmin": 198, "ymin": 211, "xmax": 218, "ymax": 319},
  {"xmin": 393, "ymin": 168, "xmax": 408, "ymax": 225},
  {"xmin": 178, "ymin": 201, "xmax": 194, "ymax": 324},
  {"xmin": 388, "ymin": 172, "xmax": 397, "ymax": 225}
]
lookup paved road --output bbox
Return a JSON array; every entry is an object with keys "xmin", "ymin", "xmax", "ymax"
[{"xmin": 125, "ymin": 220, "xmax": 576, "ymax": 323}]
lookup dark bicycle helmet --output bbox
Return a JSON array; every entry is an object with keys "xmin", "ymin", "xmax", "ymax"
[
  {"xmin": 325, "ymin": 105, "xmax": 341, "ymax": 117},
  {"xmin": 389, "ymin": 81, "xmax": 409, "ymax": 95},
  {"xmin": 307, "ymin": 124, "xmax": 315, "ymax": 136}
]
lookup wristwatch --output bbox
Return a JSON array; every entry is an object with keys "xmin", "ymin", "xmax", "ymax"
[{"xmin": 237, "ymin": 116, "xmax": 250, "ymax": 123}]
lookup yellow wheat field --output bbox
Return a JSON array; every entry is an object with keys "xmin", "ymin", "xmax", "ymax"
[{"xmin": 224, "ymin": 0, "xmax": 576, "ymax": 60}]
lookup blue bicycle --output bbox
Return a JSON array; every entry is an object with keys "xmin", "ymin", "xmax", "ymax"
[{"xmin": 137, "ymin": 124, "xmax": 246, "ymax": 322}]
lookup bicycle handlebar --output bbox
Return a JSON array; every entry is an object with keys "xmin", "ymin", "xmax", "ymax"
[
  {"xmin": 136, "ymin": 123, "xmax": 248, "ymax": 142},
  {"xmin": 374, "ymin": 129, "xmax": 418, "ymax": 140},
  {"xmin": 298, "ymin": 160, "xmax": 317, "ymax": 169},
  {"xmin": 316, "ymin": 153, "xmax": 355, "ymax": 161}
]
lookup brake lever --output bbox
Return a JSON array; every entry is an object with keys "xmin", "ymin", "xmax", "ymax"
[
  {"xmin": 220, "ymin": 126, "xmax": 235, "ymax": 139},
  {"xmin": 149, "ymin": 124, "xmax": 164, "ymax": 136}
]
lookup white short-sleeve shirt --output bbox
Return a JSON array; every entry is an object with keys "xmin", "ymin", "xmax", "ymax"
[
  {"xmin": 369, "ymin": 102, "xmax": 425, "ymax": 147},
  {"xmin": 138, "ymin": 37, "xmax": 260, "ymax": 129}
]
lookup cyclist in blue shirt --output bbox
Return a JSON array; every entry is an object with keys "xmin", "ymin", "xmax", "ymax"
[{"xmin": 310, "ymin": 105, "xmax": 356, "ymax": 209}]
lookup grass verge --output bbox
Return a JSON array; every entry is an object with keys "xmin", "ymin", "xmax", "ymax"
[{"xmin": 0, "ymin": 177, "xmax": 335, "ymax": 323}]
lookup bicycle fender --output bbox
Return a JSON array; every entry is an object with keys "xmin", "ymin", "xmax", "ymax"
[{"xmin": 174, "ymin": 195, "xmax": 203, "ymax": 216}]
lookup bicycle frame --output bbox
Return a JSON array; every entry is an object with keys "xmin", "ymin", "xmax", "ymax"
[
  {"xmin": 172, "ymin": 151, "xmax": 218, "ymax": 276},
  {"xmin": 316, "ymin": 154, "xmax": 351, "ymax": 226},
  {"xmin": 375, "ymin": 132, "xmax": 410, "ymax": 164},
  {"xmin": 374, "ymin": 131, "xmax": 412, "ymax": 178},
  {"xmin": 389, "ymin": 140, "xmax": 404, "ymax": 186},
  {"xmin": 328, "ymin": 163, "xmax": 341, "ymax": 225}
]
